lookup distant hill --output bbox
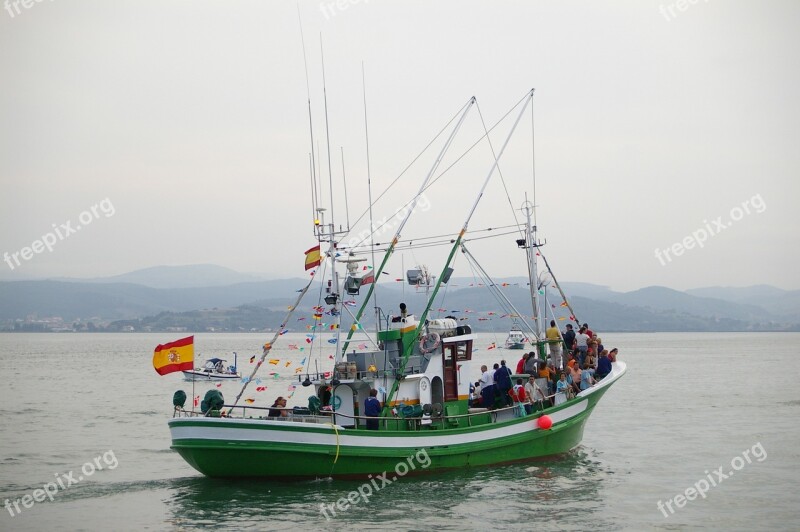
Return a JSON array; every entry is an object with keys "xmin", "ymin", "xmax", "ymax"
[
  {"xmin": 2, "ymin": 264, "xmax": 798, "ymax": 332},
  {"xmin": 685, "ymin": 284, "xmax": 789, "ymax": 303},
  {"xmin": 0, "ymin": 279, "xmax": 310, "ymax": 321},
  {"xmin": 55, "ymin": 264, "xmax": 268, "ymax": 289}
]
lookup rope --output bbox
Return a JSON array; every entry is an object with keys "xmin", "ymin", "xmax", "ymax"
[{"xmin": 327, "ymin": 422, "xmax": 341, "ymax": 475}]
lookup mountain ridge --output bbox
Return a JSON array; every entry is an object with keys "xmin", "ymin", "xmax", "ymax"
[{"xmin": 2, "ymin": 265, "xmax": 798, "ymax": 332}]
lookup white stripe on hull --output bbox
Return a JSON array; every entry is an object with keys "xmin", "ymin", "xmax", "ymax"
[{"xmin": 170, "ymin": 400, "xmax": 587, "ymax": 449}]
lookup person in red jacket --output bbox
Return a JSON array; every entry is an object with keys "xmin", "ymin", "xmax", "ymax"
[
  {"xmin": 510, "ymin": 378, "xmax": 530, "ymax": 414},
  {"xmin": 516, "ymin": 353, "xmax": 529, "ymax": 374}
]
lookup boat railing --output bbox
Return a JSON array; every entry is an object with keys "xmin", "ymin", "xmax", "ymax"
[
  {"xmin": 173, "ymin": 371, "xmax": 614, "ymax": 427},
  {"xmin": 173, "ymin": 404, "xmax": 334, "ymax": 423},
  {"xmin": 321, "ymin": 398, "xmax": 561, "ymax": 430},
  {"xmin": 174, "ymin": 400, "xmax": 545, "ymax": 429},
  {"xmin": 298, "ymin": 366, "xmax": 427, "ymax": 383}
]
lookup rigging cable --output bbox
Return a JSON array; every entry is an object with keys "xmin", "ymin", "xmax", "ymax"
[
  {"xmin": 320, "ymin": 34, "xmax": 336, "ymax": 232},
  {"xmin": 461, "ymin": 244, "xmax": 539, "ymax": 342},
  {"xmin": 229, "ymin": 274, "xmax": 316, "ymax": 410},
  {"xmin": 475, "ymin": 101, "xmax": 524, "ymax": 239},
  {"xmin": 340, "ymin": 91, "xmax": 532, "ymax": 249},
  {"xmin": 342, "ymin": 98, "xmax": 474, "ymax": 234}
]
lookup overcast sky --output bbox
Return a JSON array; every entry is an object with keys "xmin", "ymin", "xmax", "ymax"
[{"xmin": 1, "ymin": 1, "xmax": 798, "ymax": 292}]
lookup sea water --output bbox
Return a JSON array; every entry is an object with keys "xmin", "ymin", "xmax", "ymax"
[{"xmin": 0, "ymin": 332, "xmax": 798, "ymax": 531}]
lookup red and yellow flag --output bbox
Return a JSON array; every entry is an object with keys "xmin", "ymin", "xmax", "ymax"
[
  {"xmin": 153, "ymin": 336, "xmax": 194, "ymax": 376},
  {"xmin": 304, "ymin": 245, "xmax": 321, "ymax": 270}
]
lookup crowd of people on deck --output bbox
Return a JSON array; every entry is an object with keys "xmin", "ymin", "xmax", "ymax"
[{"xmin": 469, "ymin": 322, "xmax": 619, "ymax": 412}]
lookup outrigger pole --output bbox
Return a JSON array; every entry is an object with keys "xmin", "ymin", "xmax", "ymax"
[
  {"xmin": 228, "ymin": 276, "xmax": 316, "ymax": 411},
  {"xmin": 338, "ymin": 96, "xmax": 476, "ymax": 356},
  {"xmin": 382, "ymin": 89, "xmax": 536, "ymax": 413}
]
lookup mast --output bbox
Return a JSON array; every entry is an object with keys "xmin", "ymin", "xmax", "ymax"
[{"xmin": 522, "ymin": 199, "xmax": 545, "ymax": 358}]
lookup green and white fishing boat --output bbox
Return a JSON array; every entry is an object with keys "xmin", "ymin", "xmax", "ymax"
[{"xmin": 168, "ymin": 89, "xmax": 626, "ymax": 479}]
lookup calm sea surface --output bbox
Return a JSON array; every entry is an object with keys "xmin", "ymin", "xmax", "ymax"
[{"xmin": 0, "ymin": 332, "xmax": 798, "ymax": 531}]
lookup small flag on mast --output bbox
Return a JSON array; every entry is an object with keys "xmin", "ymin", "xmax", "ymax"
[{"xmin": 304, "ymin": 245, "xmax": 321, "ymax": 270}]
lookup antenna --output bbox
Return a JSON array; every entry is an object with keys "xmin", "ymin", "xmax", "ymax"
[
  {"xmin": 340, "ymin": 146, "xmax": 351, "ymax": 231},
  {"xmin": 296, "ymin": 4, "xmax": 320, "ymax": 228},
  {"xmin": 531, "ymin": 94, "xmax": 537, "ymax": 227},
  {"xmin": 320, "ymin": 34, "xmax": 336, "ymax": 232}
]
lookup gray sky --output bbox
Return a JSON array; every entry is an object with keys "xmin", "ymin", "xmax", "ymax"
[{"xmin": 1, "ymin": 1, "xmax": 798, "ymax": 292}]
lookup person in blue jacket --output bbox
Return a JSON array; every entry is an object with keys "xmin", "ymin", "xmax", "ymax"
[
  {"xmin": 595, "ymin": 350, "xmax": 612, "ymax": 380},
  {"xmin": 494, "ymin": 360, "xmax": 513, "ymax": 406},
  {"xmin": 364, "ymin": 388, "xmax": 382, "ymax": 430}
]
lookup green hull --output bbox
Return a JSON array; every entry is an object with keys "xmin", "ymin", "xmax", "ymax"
[{"xmin": 169, "ymin": 369, "xmax": 621, "ymax": 479}]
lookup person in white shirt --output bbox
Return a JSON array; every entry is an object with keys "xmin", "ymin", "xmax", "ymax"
[
  {"xmin": 479, "ymin": 365, "xmax": 495, "ymax": 409},
  {"xmin": 574, "ymin": 327, "xmax": 590, "ymax": 366}
]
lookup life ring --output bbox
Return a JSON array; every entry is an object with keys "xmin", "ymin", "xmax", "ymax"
[
  {"xmin": 419, "ymin": 332, "xmax": 441, "ymax": 354},
  {"xmin": 331, "ymin": 394, "xmax": 342, "ymax": 410}
]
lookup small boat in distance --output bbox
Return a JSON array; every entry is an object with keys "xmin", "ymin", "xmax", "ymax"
[
  {"xmin": 182, "ymin": 356, "xmax": 241, "ymax": 381},
  {"xmin": 505, "ymin": 326, "xmax": 526, "ymax": 349}
]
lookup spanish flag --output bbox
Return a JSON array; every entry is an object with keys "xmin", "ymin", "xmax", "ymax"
[
  {"xmin": 304, "ymin": 245, "xmax": 321, "ymax": 270},
  {"xmin": 153, "ymin": 336, "xmax": 194, "ymax": 376}
]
